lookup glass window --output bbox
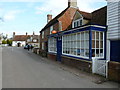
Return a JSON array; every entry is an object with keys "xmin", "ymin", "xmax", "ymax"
[
  {"xmin": 42, "ymin": 31, "xmax": 44, "ymax": 39},
  {"xmin": 72, "ymin": 19, "xmax": 83, "ymax": 28},
  {"xmin": 92, "ymin": 31, "xmax": 104, "ymax": 58},
  {"xmin": 62, "ymin": 31, "xmax": 89, "ymax": 58},
  {"xmin": 50, "ymin": 26, "xmax": 53, "ymax": 34},
  {"xmin": 42, "ymin": 42, "xmax": 44, "ymax": 50},
  {"xmin": 48, "ymin": 37, "xmax": 57, "ymax": 53}
]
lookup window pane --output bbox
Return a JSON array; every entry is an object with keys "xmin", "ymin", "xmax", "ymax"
[
  {"xmin": 92, "ymin": 31, "xmax": 95, "ymax": 40},
  {"xmin": 96, "ymin": 32, "xmax": 99, "ymax": 40},
  {"xmin": 92, "ymin": 49, "xmax": 95, "ymax": 57},
  {"xmin": 100, "ymin": 32, "xmax": 103, "ymax": 40},
  {"xmin": 100, "ymin": 41, "xmax": 103, "ymax": 48},
  {"xmin": 96, "ymin": 41, "xmax": 99, "ymax": 48},
  {"xmin": 85, "ymin": 49, "xmax": 89, "ymax": 57},
  {"xmin": 92, "ymin": 40, "xmax": 95, "ymax": 48}
]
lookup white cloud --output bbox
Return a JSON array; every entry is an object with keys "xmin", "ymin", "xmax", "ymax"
[
  {"xmin": 3, "ymin": 10, "xmax": 24, "ymax": 21},
  {"xmin": 35, "ymin": 0, "xmax": 107, "ymax": 17},
  {"xmin": 0, "ymin": 8, "xmax": 2, "ymax": 11},
  {"xmin": 0, "ymin": 0, "xmax": 45, "ymax": 2}
]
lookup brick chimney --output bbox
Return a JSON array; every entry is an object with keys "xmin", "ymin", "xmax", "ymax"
[
  {"xmin": 13, "ymin": 32, "xmax": 15, "ymax": 38},
  {"xmin": 33, "ymin": 31, "xmax": 35, "ymax": 36},
  {"xmin": 26, "ymin": 32, "xmax": 28, "ymax": 36},
  {"xmin": 47, "ymin": 14, "xmax": 52, "ymax": 23},
  {"xmin": 68, "ymin": 0, "xmax": 78, "ymax": 8}
]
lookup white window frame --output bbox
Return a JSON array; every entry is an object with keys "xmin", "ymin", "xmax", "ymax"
[
  {"xmin": 42, "ymin": 31, "xmax": 44, "ymax": 39},
  {"xmin": 62, "ymin": 31, "xmax": 89, "ymax": 59},
  {"xmin": 72, "ymin": 18, "xmax": 83, "ymax": 28},
  {"xmin": 92, "ymin": 31, "xmax": 104, "ymax": 59},
  {"xmin": 48, "ymin": 37, "xmax": 57, "ymax": 53},
  {"xmin": 50, "ymin": 26, "xmax": 53, "ymax": 34},
  {"xmin": 42, "ymin": 42, "xmax": 44, "ymax": 50}
]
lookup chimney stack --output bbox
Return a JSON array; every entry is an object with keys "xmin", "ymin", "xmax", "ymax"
[
  {"xmin": 68, "ymin": 0, "xmax": 77, "ymax": 8},
  {"xmin": 47, "ymin": 14, "xmax": 52, "ymax": 23},
  {"xmin": 13, "ymin": 32, "xmax": 15, "ymax": 37},
  {"xmin": 26, "ymin": 32, "xmax": 28, "ymax": 36},
  {"xmin": 33, "ymin": 31, "xmax": 35, "ymax": 36}
]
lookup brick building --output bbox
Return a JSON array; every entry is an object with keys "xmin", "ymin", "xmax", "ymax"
[{"xmin": 40, "ymin": 0, "xmax": 107, "ymax": 73}]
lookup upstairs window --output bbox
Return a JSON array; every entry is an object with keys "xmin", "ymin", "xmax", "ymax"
[
  {"xmin": 42, "ymin": 31, "xmax": 44, "ymax": 39},
  {"xmin": 72, "ymin": 18, "xmax": 83, "ymax": 28},
  {"xmin": 50, "ymin": 26, "xmax": 53, "ymax": 34}
]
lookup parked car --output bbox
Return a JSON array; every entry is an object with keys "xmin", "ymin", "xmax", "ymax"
[{"xmin": 24, "ymin": 45, "xmax": 28, "ymax": 49}]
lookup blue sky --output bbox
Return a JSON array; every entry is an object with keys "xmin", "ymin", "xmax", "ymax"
[{"xmin": 0, "ymin": 0, "xmax": 107, "ymax": 38}]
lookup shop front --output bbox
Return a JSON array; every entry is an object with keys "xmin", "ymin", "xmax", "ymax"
[{"xmin": 48, "ymin": 25, "xmax": 106, "ymax": 72}]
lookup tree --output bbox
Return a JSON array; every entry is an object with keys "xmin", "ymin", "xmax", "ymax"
[
  {"xmin": 2, "ymin": 40, "xmax": 7, "ymax": 44},
  {"xmin": 7, "ymin": 39, "xmax": 12, "ymax": 46}
]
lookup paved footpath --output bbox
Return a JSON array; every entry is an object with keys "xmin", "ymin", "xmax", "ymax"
[
  {"xmin": 2, "ymin": 47, "xmax": 120, "ymax": 88},
  {"xmin": 0, "ymin": 47, "xmax": 2, "ymax": 89}
]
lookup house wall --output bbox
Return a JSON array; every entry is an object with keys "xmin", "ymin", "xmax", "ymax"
[
  {"xmin": 12, "ymin": 41, "xmax": 26, "ymax": 47},
  {"xmin": 107, "ymin": 1, "xmax": 120, "ymax": 82},
  {"xmin": 83, "ymin": 19, "xmax": 89, "ymax": 25},
  {"xmin": 107, "ymin": 2, "xmax": 120, "ymax": 40},
  {"xmin": 40, "ymin": 22, "xmax": 59, "ymax": 57},
  {"xmin": 61, "ymin": 56, "xmax": 92, "ymax": 72}
]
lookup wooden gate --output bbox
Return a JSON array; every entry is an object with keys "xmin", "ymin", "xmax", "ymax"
[{"xmin": 92, "ymin": 58, "xmax": 106, "ymax": 77}]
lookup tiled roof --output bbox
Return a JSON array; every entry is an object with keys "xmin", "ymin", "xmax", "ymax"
[
  {"xmin": 91, "ymin": 6, "xmax": 107, "ymax": 26},
  {"xmin": 41, "ymin": 7, "xmax": 92, "ymax": 32},
  {"xmin": 13, "ymin": 35, "xmax": 29, "ymax": 41},
  {"xmin": 77, "ymin": 10, "xmax": 92, "ymax": 20},
  {"xmin": 41, "ymin": 7, "xmax": 69, "ymax": 32}
]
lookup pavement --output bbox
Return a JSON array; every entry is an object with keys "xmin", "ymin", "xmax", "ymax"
[
  {"xmin": 0, "ymin": 47, "xmax": 2, "ymax": 89},
  {"xmin": 2, "ymin": 47, "xmax": 120, "ymax": 88}
]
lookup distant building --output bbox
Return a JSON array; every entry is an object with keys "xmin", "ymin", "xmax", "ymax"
[
  {"xmin": 26, "ymin": 32, "xmax": 40, "ymax": 48},
  {"xmin": 12, "ymin": 32, "xmax": 29, "ymax": 47},
  {"xmin": 0, "ymin": 33, "xmax": 3, "ymax": 45}
]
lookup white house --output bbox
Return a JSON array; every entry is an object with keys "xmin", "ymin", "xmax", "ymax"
[{"xmin": 12, "ymin": 32, "xmax": 28, "ymax": 47}]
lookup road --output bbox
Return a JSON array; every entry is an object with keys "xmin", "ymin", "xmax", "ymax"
[{"xmin": 2, "ymin": 47, "xmax": 119, "ymax": 88}]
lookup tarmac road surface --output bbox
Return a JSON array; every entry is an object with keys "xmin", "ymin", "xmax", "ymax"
[{"xmin": 2, "ymin": 47, "xmax": 120, "ymax": 88}]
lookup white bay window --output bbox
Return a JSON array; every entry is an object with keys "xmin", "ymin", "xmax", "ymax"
[
  {"xmin": 63, "ymin": 31, "xmax": 89, "ymax": 58},
  {"xmin": 92, "ymin": 31, "xmax": 104, "ymax": 58},
  {"xmin": 62, "ymin": 30, "xmax": 104, "ymax": 59}
]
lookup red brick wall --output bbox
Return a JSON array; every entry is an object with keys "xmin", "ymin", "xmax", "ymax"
[
  {"xmin": 48, "ymin": 53, "xmax": 57, "ymax": 61},
  {"xmin": 108, "ymin": 61, "xmax": 120, "ymax": 83},
  {"xmin": 61, "ymin": 56, "xmax": 92, "ymax": 72}
]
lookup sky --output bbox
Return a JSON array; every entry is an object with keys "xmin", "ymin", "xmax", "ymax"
[{"xmin": 0, "ymin": 0, "xmax": 107, "ymax": 38}]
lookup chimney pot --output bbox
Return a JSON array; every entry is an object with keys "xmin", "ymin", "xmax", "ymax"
[
  {"xmin": 47, "ymin": 14, "xmax": 52, "ymax": 23},
  {"xmin": 68, "ymin": 0, "xmax": 77, "ymax": 8},
  {"xmin": 13, "ymin": 32, "xmax": 15, "ymax": 37}
]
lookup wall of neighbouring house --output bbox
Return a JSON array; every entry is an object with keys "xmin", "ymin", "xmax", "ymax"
[{"xmin": 107, "ymin": 1, "xmax": 120, "ymax": 82}]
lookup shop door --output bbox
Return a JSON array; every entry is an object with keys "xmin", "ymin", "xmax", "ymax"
[
  {"xmin": 57, "ymin": 36, "xmax": 62, "ymax": 62},
  {"xmin": 110, "ymin": 40, "xmax": 120, "ymax": 62}
]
